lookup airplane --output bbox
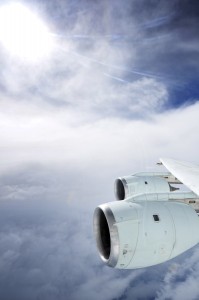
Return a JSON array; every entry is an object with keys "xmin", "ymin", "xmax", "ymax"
[{"xmin": 93, "ymin": 158, "xmax": 199, "ymax": 269}]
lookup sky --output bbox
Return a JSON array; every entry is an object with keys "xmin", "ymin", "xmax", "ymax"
[{"xmin": 0, "ymin": 0, "xmax": 199, "ymax": 299}]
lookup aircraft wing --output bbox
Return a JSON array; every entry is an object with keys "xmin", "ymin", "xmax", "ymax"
[{"xmin": 160, "ymin": 158, "xmax": 199, "ymax": 197}]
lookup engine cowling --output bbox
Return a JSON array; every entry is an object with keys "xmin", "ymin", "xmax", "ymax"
[
  {"xmin": 115, "ymin": 175, "xmax": 171, "ymax": 200},
  {"xmin": 93, "ymin": 200, "xmax": 199, "ymax": 269}
]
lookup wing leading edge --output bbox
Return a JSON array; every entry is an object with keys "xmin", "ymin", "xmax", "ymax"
[{"xmin": 160, "ymin": 158, "xmax": 199, "ymax": 197}]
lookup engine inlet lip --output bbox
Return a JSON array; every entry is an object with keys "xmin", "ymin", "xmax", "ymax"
[
  {"xmin": 93, "ymin": 204, "xmax": 120, "ymax": 267},
  {"xmin": 114, "ymin": 178, "xmax": 128, "ymax": 200}
]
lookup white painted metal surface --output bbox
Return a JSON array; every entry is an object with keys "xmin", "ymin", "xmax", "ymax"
[
  {"xmin": 115, "ymin": 175, "xmax": 170, "ymax": 200},
  {"xmin": 160, "ymin": 158, "xmax": 199, "ymax": 196},
  {"xmin": 94, "ymin": 199, "xmax": 199, "ymax": 269},
  {"xmin": 93, "ymin": 158, "xmax": 199, "ymax": 269}
]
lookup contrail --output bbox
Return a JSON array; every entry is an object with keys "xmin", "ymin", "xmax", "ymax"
[
  {"xmin": 55, "ymin": 32, "xmax": 164, "ymax": 83},
  {"xmin": 51, "ymin": 33, "xmax": 128, "ymax": 41},
  {"xmin": 52, "ymin": 30, "xmax": 173, "ymax": 82},
  {"xmin": 68, "ymin": 49, "xmax": 162, "ymax": 79},
  {"xmin": 140, "ymin": 13, "xmax": 175, "ymax": 29},
  {"xmin": 103, "ymin": 73, "xmax": 130, "ymax": 83}
]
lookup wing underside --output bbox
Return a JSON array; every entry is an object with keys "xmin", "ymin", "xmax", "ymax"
[{"xmin": 160, "ymin": 158, "xmax": 199, "ymax": 197}]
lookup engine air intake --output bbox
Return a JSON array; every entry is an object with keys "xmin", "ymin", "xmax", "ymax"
[
  {"xmin": 93, "ymin": 207, "xmax": 111, "ymax": 261},
  {"xmin": 115, "ymin": 178, "xmax": 125, "ymax": 200}
]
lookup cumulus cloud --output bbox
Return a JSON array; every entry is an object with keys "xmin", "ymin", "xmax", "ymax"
[{"xmin": 0, "ymin": 167, "xmax": 144, "ymax": 300}]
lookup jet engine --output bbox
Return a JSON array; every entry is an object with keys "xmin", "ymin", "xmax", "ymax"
[
  {"xmin": 94, "ymin": 169, "xmax": 199, "ymax": 269},
  {"xmin": 115, "ymin": 175, "xmax": 170, "ymax": 200},
  {"xmin": 93, "ymin": 199, "xmax": 199, "ymax": 269}
]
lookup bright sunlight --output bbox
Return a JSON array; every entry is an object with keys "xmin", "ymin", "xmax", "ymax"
[{"xmin": 0, "ymin": 2, "xmax": 54, "ymax": 63}]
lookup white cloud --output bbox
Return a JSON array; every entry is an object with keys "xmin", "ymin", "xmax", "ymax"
[
  {"xmin": 0, "ymin": 97, "xmax": 198, "ymax": 172},
  {"xmin": 156, "ymin": 247, "xmax": 199, "ymax": 300}
]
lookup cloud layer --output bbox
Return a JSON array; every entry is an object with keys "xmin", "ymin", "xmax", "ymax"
[{"xmin": 0, "ymin": 0, "xmax": 199, "ymax": 299}]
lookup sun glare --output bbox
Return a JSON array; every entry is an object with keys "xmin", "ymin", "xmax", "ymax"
[{"xmin": 0, "ymin": 2, "xmax": 54, "ymax": 62}]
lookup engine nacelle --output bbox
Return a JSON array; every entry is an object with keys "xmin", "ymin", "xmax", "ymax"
[
  {"xmin": 115, "ymin": 175, "xmax": 170, "ymax": 200},
  {"xmin": 93, "ymin": 200, "xmax": 199, "ymax": 269}
]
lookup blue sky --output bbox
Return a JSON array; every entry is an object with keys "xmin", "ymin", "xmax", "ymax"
[{"xmin": 0, "ymin": 0, "xmax": 199, "ymax": 299}]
